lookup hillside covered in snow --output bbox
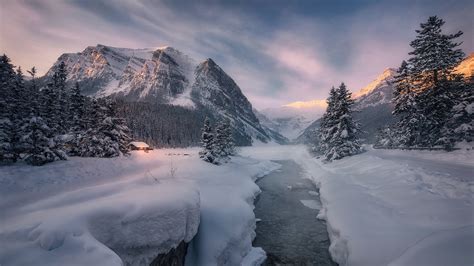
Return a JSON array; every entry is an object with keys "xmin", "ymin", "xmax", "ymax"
[
  {"xmin": 42, "ymin": 45, "xmax": 286, "ymax": 147},
  {"xmin": 0, "ymin": 149, "xmax": 280, "ymax": 266}
]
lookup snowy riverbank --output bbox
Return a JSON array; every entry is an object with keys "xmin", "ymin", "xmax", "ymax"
[
  {"xmin": 0, "ymin": 148, "xmax": 280, "ymax": 266},
  {"xmin": 241, "ymin": 145, "xmax": 474, "ymax": 266}
]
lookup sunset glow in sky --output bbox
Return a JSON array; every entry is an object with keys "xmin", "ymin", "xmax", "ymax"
[{"xmin": 1, "ymin": 0, "xmax": 472, "ymax": 109}]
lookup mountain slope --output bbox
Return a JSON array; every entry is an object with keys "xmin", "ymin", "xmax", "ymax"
[
  {"xmin": 44, "ymin": 44, "xmax": 282, "ymax": 146},
  {"xmin": 297, "ymin": 53, "xmax": 474, "ymax": 144},
  {"xmin": 354, "ymin": 68, "xmax": 396, "ymax": 109}
]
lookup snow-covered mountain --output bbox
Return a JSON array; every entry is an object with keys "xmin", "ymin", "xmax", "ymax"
[
  {"xmin": 45, "ymin": 44, "xmax": 285, "ymax": 146},
  {"xmin": 260, "ymin": 69, "xmax": 397, "ymax": 141},
  {"xmin": 257, "ymin": 107, "xmax": 320, "ymax": 140},
  {"xmin": 46, "ymin": 45, "xmax": 197, "ymax": 106},
  {"xmin": 354, "ymin": 68, "xmax": 396, "ymax": 109},
  {"xmin": 454, "ymin": 52, "xmax": 474, "ymax": 82},
  {"xmin": 297, "ymin": 53, "xmax": 474, "ymax": 144}
]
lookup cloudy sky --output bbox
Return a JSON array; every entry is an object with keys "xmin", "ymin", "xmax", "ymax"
[{"xmin": 1, "ymin": 0, "xmax": 472, "ymax": 109}]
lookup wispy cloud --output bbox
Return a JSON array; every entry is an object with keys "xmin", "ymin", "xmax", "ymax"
[{"xmin": 1, "ymin": 0, "xmax": 472, "ymax": 109}]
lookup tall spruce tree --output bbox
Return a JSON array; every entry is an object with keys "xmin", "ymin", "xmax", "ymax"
[
  {"xmin": 51, "ymin": 62, "xmax": 69, "ymax": 133},
  {"xmin": 199, "ymin": 117, "xmax": 217, "ymax": 164},
  {"xmin": 222, "ymin": 119, "xmax": 235, "ymax": 156},
  {"xmin": 317, "ymin": 87, "xmax": 338, "ymax": 155},
  {"xmin": 406, "ymin": 16, "xmax": 465, "ymax": 147},
  {"xmin": 69, "ymin": 82, "xmax": 86, "ymax": 132},
  {"xmin": 392, "ymin": 60, "xmax": 423, "ymax": 147},
  {"xmin": 319, "ymin": 83, "xmax": 362, "ymax": 161},
  {"xmin": 214, "ymin": 119, "xmax": 235, "ymax": 162},
  {"xmin": 0, "ymin": 54, "xmax": 17, "ymax": 164},
  {"xmin": 438, "ymin": 81, "xmax": 474, "ymax": 148},
  {"xmin": 20, "ymin": 117, "xmax": 67, "ymax": 166},
  {"xmin": 16, "ymin": 67, "xmax": 67, "ymax": 165}
]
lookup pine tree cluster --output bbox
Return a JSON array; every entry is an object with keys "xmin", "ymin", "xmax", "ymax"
[
  {"xmin": 0, "ymin": 56, "xmax": 132, "ymax": 166},
  {"xmin": 199, "ymin": 117, "xmax": 236, "ymax": 164},
  {"xmin": 376, "ymin": 16, "xmax": 473, "ymax": 150},
  {"xmin": 317, "ymin": 83, "xmax": 363, "ymax": 161}
]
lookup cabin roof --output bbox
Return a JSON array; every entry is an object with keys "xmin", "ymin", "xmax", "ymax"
[{"xmin": 130, "ymin": 141, "xmax": 150, "ymax": 148}]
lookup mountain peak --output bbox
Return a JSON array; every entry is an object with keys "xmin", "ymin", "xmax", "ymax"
[
  {"xmin": 203, "ymin": 58, "xmax": 217, "ymax": 67},
  {"xmin": 354, "ymin": 68, "xmax": 396, "ymax": 99},
  {"xmin": 454, "ymin": 52, "xmax": 474, "ymax": 81}
]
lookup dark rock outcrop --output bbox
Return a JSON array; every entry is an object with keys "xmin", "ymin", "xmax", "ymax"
[{"xmin": 150, "ymin": 241, "xmax": 189, "ymax": 266}]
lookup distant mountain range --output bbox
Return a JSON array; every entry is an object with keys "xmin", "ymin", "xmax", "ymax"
[
  {"xmin": 44, "ymin": 44, "xmax": 286, "ymax": 147},
  {"xmin": 296, "ymin": 53, "xmax": 474, "ymax": 144},
  {"xmin": 43, "ymin": 45, "xmax": 472, "ymax": 147}
]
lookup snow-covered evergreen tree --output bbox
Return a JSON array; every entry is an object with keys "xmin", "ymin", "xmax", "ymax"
[
  {"xmin": 20, "ymin": 117, "xmax": 67, "ymax": 166},
  {"xmin": 438, "ymin": 81, "xmax": 474, "ymax": 148},
  {"xmin": 408, "ymin": 16, "xmax": 464, "ymax": 88},
  {"xmin": 0, "ymin": 54, "xmax": 18, "ymax": 164},
  {"xmin": 69, "ymin": 82, "xmax": 86, "ymax": 132},
  {"xmin": 68, "ymin": 98, "xmax": 131, "ymax": 157},
  {"xmin": 406, "ymin": 16, "xmax": 465, "ymax": 147},
  {"xmin": 51, "ymin": 61, "xmax": 70, "ymax": 133},
  {"xmin": 317, "ymin": 87, "xmax": 338, "ymax": 155},
  {"xmin": 199, "ymin": 117, "xmax": 217, "ymax": 164},
  {"xmin": 374, "ymin": 126, "xmax": 396, "ymax": 148},
  {"xmin": 392, "ymin": 60, "xmax": 422, "ymax": 147},
  {"xmin": 319, "ymin": 83, "xmax": 362, "ymax": 161},
  {"xmin": 214, "ymin": 119, "xmax": 235, "ymax": 162},
  {"xmin": 222, "ymin": 119, "xmax": 236, "ymax": 156},
  {"xmin": 98, "ymin": 98, "xmax": 131, "ymax": 155}
]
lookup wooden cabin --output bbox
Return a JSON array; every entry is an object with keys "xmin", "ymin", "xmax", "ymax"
[{"xmin": 129, "ymin": 141, "xmax": 153, "ymax": 152}]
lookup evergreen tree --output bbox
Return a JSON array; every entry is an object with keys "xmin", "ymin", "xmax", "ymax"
[
  {"xmin": 98, "ymin": 98, "xmax": 131, "ymax": 155},
  {"xmin": 222, "ymin": 119, "xmax": 236, "ymax": 156},
  {"xmin": 317, "ymin": 87, "xmax": 338, "ymax": 155},
  {"xmin": 0, "ymin": 54, "xmax": 17, "ymax": 164},
  {"xmin": 438, "ymin": 82, "xmax": 474, "ymax": 149},
  {"xmin": 27, "ymin": 67, "xmax": 39, "ymax": 117},
  {"xmin": 68, "ymin": 98, "xmax": 131, "ymax": 157},
  {"xmin": 214, "ymin": 119, "xmax": 235, "ymax": 162},
  {"xmin": 214, "ymin": 120, "xmax": 227, "ymax": 161},
  {"xmin": 69, "ymin": 82, "xmax": 86, "ymax": 132},
  {"xmin": 51, "ymin": 61, "xmax": 69, "ymax": 133},
  {"xmin": 319, "ymin": 83, "xmax": 362, "ymax": 161},
  {"xmin": 375, "ymin": 126, "xmax": 396, "ymax": 148},
  {"xmin": 406, "ymin": 16, "xmax": 465, "ymax": 147},
  {"xmin": 408, "ymin": 16, "xmax": 464, "ymax": 87},
  {"xmin": 392, "ymin": 60, "xmax": 422, "ymax": 147},
  {"xmin": 20, "ymin": 117, "xmax": 67, "ymax": 166},
  {"xmin": 199, "ymin": 117, "xmax": 217, "ymax": 164}
]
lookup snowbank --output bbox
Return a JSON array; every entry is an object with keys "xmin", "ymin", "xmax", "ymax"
[
  {"xmin": 0, "ymin": 148, "xmax": 280, "ymax": 266},
  {"xmin": 241, "ymin": 145, "xmax": 474, "ymax": 266},
  {"xmin": 184, "ymin": 156, "xmax": 280, "ymax": 265},
  {"xmin": 0, "ymin": 156, "xmax": 200, "ymax": 265}
]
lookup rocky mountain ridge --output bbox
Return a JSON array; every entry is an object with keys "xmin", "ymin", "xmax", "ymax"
[{"xmin": 44, "ymin": 44, "xmax": 286, "ymax": 146}]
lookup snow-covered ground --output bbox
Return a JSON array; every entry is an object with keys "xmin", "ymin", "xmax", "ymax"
[
  {"xmin": 2, "ymin": 144, "xmax": 472, "ymax": 266},
  {"xmin": 0, "ymin": 148, "xmax": 279, "ymax": 266},
  {"xmin": 241, "ymin": 145, "xmax": 474, "ymax": 266}
]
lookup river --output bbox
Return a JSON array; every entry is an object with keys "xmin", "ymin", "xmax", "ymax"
[{"xmin": 253, "ymin": 160, "xmax": 337, "ymax": 265}]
